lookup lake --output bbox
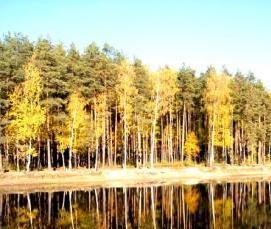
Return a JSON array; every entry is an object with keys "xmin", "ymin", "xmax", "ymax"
[{"xmin": 1, "ymin": 181, "xmax": 271, "ymax": 228}]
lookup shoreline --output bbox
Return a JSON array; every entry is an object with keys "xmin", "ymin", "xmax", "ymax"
[{"xmin": 1, "ymin": 165, "xmax": 271, "ymax": 193}]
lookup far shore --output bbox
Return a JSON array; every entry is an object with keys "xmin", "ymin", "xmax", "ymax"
[{"xmin": 1, "ymin": 165, "xmax": 271, "ymax": 193}]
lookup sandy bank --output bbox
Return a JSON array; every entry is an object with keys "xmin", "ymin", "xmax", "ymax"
[{"xmin": 1, "ymin": 165, "xmax": 271, "ymax": 193}]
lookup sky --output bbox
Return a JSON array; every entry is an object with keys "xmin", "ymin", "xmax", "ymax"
[{"xmin": 1, "ymin": 0, "xmax": 271, "ymax": 88}]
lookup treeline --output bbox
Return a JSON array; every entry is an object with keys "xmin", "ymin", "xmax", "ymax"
[{"xmin": 0, "ymin": 33, "xmax": 271, "ymax": 171}]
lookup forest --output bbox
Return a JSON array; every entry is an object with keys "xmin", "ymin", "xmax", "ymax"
[{"xmin": 1, "ymin": 33, "xmax": 271, "ymax": 172}]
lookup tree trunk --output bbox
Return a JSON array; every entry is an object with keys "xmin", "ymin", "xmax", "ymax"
[
  {"xmin": 68, "ymin": 148, "xmax": 73, "ymax": 170},
  {"xmin": 114, "ymin": 103, "xmax": 117, "ymax": 166},
  {"xmin": 123, "ymin": 93, "xmax": 127, "ymax": 169},
  {"xmin": 181, "ymin": 104, "xmax": 186, "ymax": 162},
  {"xmin": 209, "ymin": 111, "xmax": 215, "ymax": 167},
  {"xmin": 0, "ymin": 193, "xmax": 2, "ymax": 228},
  {"xmin": 26, "ymin": 139, "xmax": 32, "ymax": 172},
  {"xmin": 61, "ymin": 153, "xmax": 65, "ymax": 169},
  {"xmin": 150, "ymin": 87, "xmax": 160, "ymax": 167},
  {"xmin": 69, "ymin": 122, "xmax": 74, "ymax": 170},
  {"xmin": 258, "ymin": 140, "xmax": 262, "ymax": 164},
  {"xmin": 87, "ymin": 147, "xmax": 91, "ymax": 169},
  {"xmin": 16, "ymin": 144, "xmax": 19, "ymax": 172},
  {"xmin": 169, "ymin": 105, "xmax": 173, "ymax": 164},
  {"xmin": 95, "ymin": 106, "xmax": 99, "ymax": 170},
  {"xmin": 109, "ymin": 112, "xmax": 112, "ymax": 166},
  {"xmin": 0, "ymin": 149, "xmax": 2, "ymax": 172},
  {"xmin": 102, "ymin": 118, "xmax": 106, "ymax": 167},
  {"xmin": 137, "ymin": 120, "xmax": 141, "ymax": 168},
  {"xmin": 47, "ymin": 138, "xmax": 52, "ymax": 170}
]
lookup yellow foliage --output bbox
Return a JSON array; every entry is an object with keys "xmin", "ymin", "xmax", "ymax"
[
  {"xmin": 149, "ymin": 68, "xmax": 179, "ymax": 116},
  {"xmin": 184, "ymin": 132, "xmax": 200, "ymax": 161},
  {"xmin": 7, "ymin": 58, "xmax": 45, "ymax": 157},
  {"xmin": 55, "ymin": 123, "xmax": 70, "ymax": 154},
  {"xmin": 94, "ymin": 93, "xmax": 106, "ymax": 140},
  {"xmin": 116, "ymin": 60, "xmax": 138, "ymax": 130},
  {"xmin": 158, "ymin": 68, "xmax": 179, "ymax": 115},
  {"xmin": 67, "ymin": 92, "xmax": 89, "ymax": 153},
  {"xmin": 203, "ymin": 69, "xmax": 233, "ymax": 149}
]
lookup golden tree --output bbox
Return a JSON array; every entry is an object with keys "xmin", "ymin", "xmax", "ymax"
[
  {"xmin": 8, "ymin": 59, "xmax": 45, "ymax": 171},
  {"xmin": 184, "ymin": 132, "xmax": 200, "ymax": 162},
  {"xmin": 116, "ymin": 60, "xmax": 137, "ymax": 168},
  {"xmin": 203, "ymin": 69, "xmax": 233, "ymax": 166},
  {"xmin": 66, "ymin": 92, "xmax": 88, "ymax": 169},
  {"xmin": 93, "ymin": 93, "xmax": 106, "ymax": 169},
  {"xmin": 149, "ymin": 67, "xmax": 178, "ymax": 166}
]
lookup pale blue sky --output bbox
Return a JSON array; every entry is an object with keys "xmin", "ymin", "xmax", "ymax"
[{"xmin": 1, "ymin": 0, "xmax": 271, "ymax": 88}]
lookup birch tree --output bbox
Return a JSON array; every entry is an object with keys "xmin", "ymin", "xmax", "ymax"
[
  {"xmin": 66, "ymin": 92, "xmax": 88, "ymax": 169},
  {"xmin": 116, "ymin": 60, "xmax": 137, "ymax": 168},
  {"xmin": 203, "ymin": 68, "xmax": 232, "ymax": 166},
  {"xmin": 7, "ymin": 59, "xmax": 45, "ymax": 171}
]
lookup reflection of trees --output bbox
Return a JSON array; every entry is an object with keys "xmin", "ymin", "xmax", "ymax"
[
  {"xmin": 214, "ymin": 198, "xmax": 232, "ymax": 229},
  {"xmin": 57, "ymin": 204, "xmax": 97, "ymax": 229},
  {"xmin": 233, "ymin": 182, "xmax": 271, "ymax": 228},
  {"xmin": 184, "ymin": 186, "xmax": 200, "ymax": 214},
  {"xmin": 2, "ymin": 182, "xmax": 271, "ymax": 228},
  {"xmin": 9, "ymin": 207, "xmax": 39, "ymax": 229}
]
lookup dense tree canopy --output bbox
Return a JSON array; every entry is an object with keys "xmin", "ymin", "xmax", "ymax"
[{"xmin": 0, "ymin": 33, "xmax": 271, "ymax": 171}]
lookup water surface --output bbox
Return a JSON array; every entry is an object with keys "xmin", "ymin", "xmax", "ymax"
[{"xmin": 0, "ymin": 181, "xmax": 271, "ymax": 228}]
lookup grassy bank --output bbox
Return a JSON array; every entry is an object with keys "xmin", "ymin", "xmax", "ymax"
[{"xmin": 1, "ymin": 164, "xmax": 271, "ymax": 193}]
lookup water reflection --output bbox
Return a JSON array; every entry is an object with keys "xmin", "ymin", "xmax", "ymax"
[{"xmin": 1, "ymin": 182, "xmax": 271, "ymax": 228}]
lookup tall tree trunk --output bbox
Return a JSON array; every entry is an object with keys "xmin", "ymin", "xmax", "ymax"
[
  {"xmin": 68, "ymin": 123, "xmax": 74, "ymax": 170},
  {"xmin": 114, "ymin": 103, "xmax": 117, "ymax": 166},
  {"xmin": 0, "ymin": 148, "xmax": 2, "ymax": 172},
  {"xmin": 94, "ymin": 105, "xmax": 99, "ymax": 170},
  {"xmin": 87, "ymin": 147, "xmax": 91, "ymax": 169},
  {"xmin": 169, "ymin": 105, "xmax": 173, "ymax": 164},
  {"xmin": 137, "ymin": 119, "xmax": 141, "ymax": 168},
  {"xmin": 102, "ymin": 117, "xmax": 106, "ymax": 167},
  {"xmin": 209, "ymin": 111, "xmax": 215, "ymax": 167},
  {"xmin": 109, "ymin": 112, "xmax": 112, "ymax": 166},
  {"xmin": 123, "ymin": 93, "xmax": 127, "ymax": 169},
  {"xmin": 26, "ymin": 138, "xmax": 32, "ymax": 172},
  {"xmin": 150, "ymin": 88, "xmax": 160, "ymax": 167},
  {"xmin": 61, "ymin": 153, "xmax": 65, "ymax": 170},
  {"xmin": 258, "ymin": 140, "xmax": 262, "ymax": 164},
  {"xmin": 16, "ymin": 143, "xmax": 19, "ymax": 172},
  {"xmin": 181, "ymin": 104, "xmax": 186, "ymax": 162},
  {"xmin": 161, "ymin": 117, "xmax": 164, "ymax": 162},
  {"xmin": 47, "ymin": 138, "xmax": 51, "ymax": 170},
  {"xmin": 0, "ymin": 193, "xmax": 2, "ymax": 228}
]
